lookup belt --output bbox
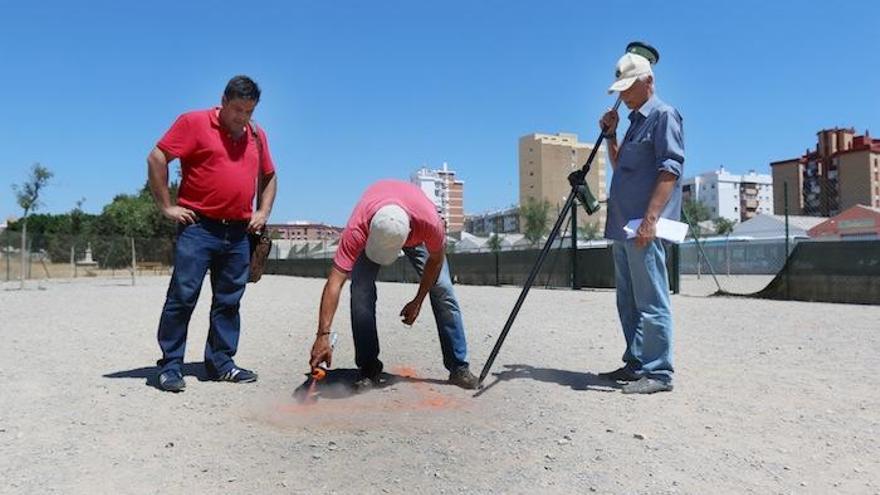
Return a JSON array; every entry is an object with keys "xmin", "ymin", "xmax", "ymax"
[{"xmin": 195, "ymin": 213, "xmax": 249, "ymax": 226}]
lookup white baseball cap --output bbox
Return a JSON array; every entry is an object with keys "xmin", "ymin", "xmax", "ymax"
[
  {"xmin": 365, "ymin": 204, "xmax": 410, "ymax": 265},
  {"xmin": 608, "ymin": 52, "xmax": 653, "ymax": 94}
]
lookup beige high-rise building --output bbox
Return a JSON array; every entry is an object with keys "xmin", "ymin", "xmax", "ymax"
[
  {"xmin": 771, "ymin": 128, "xmax": 880, "ymax": 216},
  {"xmin": 519, "ymin": 133, "xmax": 607, "ymax": 232},
  {"xmin": 411, "ymin": 162, "xmax": 465, "ymax": 233}
]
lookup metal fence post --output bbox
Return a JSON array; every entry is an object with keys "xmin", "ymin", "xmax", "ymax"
[{"xmin": 571, "ymin": 201, "xmax": 579, "ymax": 290}]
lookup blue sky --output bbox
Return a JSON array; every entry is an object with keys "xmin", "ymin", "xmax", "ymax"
[{"xmin": 2, "ymin": 1, "xmax": 878, "ymax": 226}]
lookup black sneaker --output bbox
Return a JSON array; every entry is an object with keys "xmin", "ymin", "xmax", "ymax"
[
  {"xmin": 217, "ymin": 366, "xmax": 258, "ymax": 383},
  {"xmin": 621, "ymin": 377, "xmax": 673, "ymax": 394},
  {"xmin": 158, "ymin": 370, "xmax": 186, "ymax": 393},
  {"xmin": 449, "ymin": 367, "xmax": 479, "ymax": 390},
  {"xmin": 598, "ymin": 366, "xmax": 641, "ymax": 382}
]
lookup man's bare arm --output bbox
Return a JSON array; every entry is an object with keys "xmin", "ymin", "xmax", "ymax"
[{"xmin": 147, "ymin": 147, "xmax": 196, "ymax": 224}]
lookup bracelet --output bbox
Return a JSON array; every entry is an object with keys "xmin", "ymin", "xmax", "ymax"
[
  {"xmin": 316, "ymin": 330, "xmax": 331, "ymax": 336},
  {"xmin": 603, "ymin": 132, "xmax": 617, "ymax": 140}
]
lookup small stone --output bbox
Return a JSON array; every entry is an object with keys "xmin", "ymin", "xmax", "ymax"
[
  {"xmin": 165, "ymin": 442, "xmax": 174, "ymax": 448},
  {"xmin": 783, "ymin": 466, "xmax": 791, "ymax": 471},
  {"xmin": 545, "ymin": 453, "xmax": 555, "ymax": 460},
  {"xmin": 227, "ymin": 477, "xmax": 237, "ymax": 483},
  {"xmin": 606, "ymin": 429, "xmax": 614, "ymax": 433},
  {"xmin": 633, "ymin": 433, "xmax": 646, "ymax": 440},
  {"xmin": 327, "ymin": 441, "xmax": 338, "ymax": 451},
  {"xmin": 800, "ymin": 482, "xmax": 807, "ymax": 487},
  {"xmin": 557, "ymin": 438, "xmax": 570, "ymax": 445},
  {"xmin": 312, "ymin": 453, "xmax": 322, "ymax": 460}
]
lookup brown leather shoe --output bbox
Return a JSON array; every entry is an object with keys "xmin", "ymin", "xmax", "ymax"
[{"xmin": 449, "ymin": 367, "xmax": 479, "ymax": 390}]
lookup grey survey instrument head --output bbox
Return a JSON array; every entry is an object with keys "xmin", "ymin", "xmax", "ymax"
[{"xmin": 626, "ymin": 41, "xmax": 659, "ymax": 65}]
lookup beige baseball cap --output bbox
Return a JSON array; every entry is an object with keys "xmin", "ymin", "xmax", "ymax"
[
  {"xmin": 365, "ymin": 204, "xmax": 410, "ymax": 265},
  {"xmin": 608, "ymin": 52, "xmax": 653, "ymax": 94}
]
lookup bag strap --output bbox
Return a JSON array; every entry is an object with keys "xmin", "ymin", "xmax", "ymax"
[{"xmin": 249, "ymin": 121, "xmax": 265, "ymax": 214}]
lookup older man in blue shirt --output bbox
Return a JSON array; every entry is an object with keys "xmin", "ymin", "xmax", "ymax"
[{"xmin": 598, "ymin": 52, "xmax": 684, "ymax": 394}]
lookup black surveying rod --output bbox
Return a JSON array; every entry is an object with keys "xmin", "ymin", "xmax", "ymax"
[{"xmin": 477, "ymin": 96, "xmax": 622, "ymax": 386}]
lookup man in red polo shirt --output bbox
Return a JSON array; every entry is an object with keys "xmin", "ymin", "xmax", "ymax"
[
  {"xmin": 147, "ymin": 75, "xmax": 277, "ymax": 393},
  {"xmin": 308, "ymin": 180, "xmax": 478, "ymax": 390}
]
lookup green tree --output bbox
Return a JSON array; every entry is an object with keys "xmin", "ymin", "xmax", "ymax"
[
  {"xmin": 681, "ymin": 199, "xmax": 712, "ymax": 238},
  {"xmin": 578, "ymin": 221, "xmax": 601, "ymax": 240},
  {"xmin": 682, "ymin": 199, "xmax": 712, "ymax": 225},
  {"xmin": 487, "ymin": 233, "xmax": 502, "ymax": 285},
  {"xmin": 487, "ymin": 233, "xmax": 502, "ymax": 253},
  {"xmin": 91, "ymin": 183, "xmax": 177, "ymax": 267},
  {"xmin": 713, "ymin": 217, "xmax": 736, "ymax": 236},
  {"xmin": 12, "ymin": 163, "xmax": 53, "ymax": 288},
  {"xmin": 521, "ymin": 198, "xmax": 550, "ymax": 247}
]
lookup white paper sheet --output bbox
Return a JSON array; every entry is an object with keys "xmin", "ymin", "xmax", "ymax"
[{"xmin": 623, "ymin": 217, "xmax": 689, "ymax": 243}]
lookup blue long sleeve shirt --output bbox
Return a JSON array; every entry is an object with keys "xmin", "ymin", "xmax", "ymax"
[{"xmin": 604, "ymin": 95, "xmax": 685, "ymax": 241}]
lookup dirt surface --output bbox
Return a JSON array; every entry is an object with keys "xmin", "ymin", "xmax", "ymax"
[{"xmin": 1, "ymin": 275, "xmax": 879, "ymax": 494}]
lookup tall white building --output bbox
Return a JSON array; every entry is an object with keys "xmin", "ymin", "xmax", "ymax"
[
  {"xmin": 410, "ymin": 162, "xmax": 464, "ymax": 233},
  {"xmin": 682, "ymin": 166, "xmax": 774, "ymax": 222}
]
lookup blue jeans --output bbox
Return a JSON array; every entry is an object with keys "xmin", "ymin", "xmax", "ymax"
[
  {"xmin": 612, "ymin": 238, "xmax": 674, "ymax": 382},
  {"xmin": 349, "ymin": 245, "xmax": 469, "ymax": 376},
  {"xmin": 156, "ymin": 220, "xmax": 250, "ymax": 377}
]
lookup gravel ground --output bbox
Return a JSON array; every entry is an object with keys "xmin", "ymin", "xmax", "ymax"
[{"xmin": 1, "ymin": 275, "xmax": 878, "ymax": 494}]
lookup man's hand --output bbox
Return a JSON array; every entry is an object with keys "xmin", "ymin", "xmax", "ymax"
[
  {"xmin": 599, "ymin": 108, "xmax": 619, "ymax": 137},
  {"xmin": 635, "ymin": 217, "xmax": 657, "ymax": 248},
  {"xmin": 249, "ymin": 210, "xmax": 269, "ymax": 233},
  {"xmin": 309, "ymin": 334, "xmax": 333, "ymax": 370},
  {"xmin": 399, "ymin": 299, "xmax": 422, "ymax": 326},
  {"xmin": 162, "ymin": 205, "xmax": 197, "ymax": 224}
]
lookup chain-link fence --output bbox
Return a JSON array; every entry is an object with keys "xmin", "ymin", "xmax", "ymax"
[
  {"xmin": 0, "ymin": 230, "xmax": 174, "ymax": 285},
  {"xmin": 676, "ymin": 176, "xmax": 877, "ymax": 299}
]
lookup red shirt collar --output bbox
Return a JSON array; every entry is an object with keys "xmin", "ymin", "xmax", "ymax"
[{"xmin": 209, "ymin": 107, "xmax": 222, "ymax": 128}]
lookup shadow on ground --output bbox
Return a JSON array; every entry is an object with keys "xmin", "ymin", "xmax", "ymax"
[
  {"xmin": 291, "ymin": 368, "xmax": 452, "ymax": 403},
  {"xmin": 474, "ymin": 363, "xmax": 621, "ymax": 397},
  {"xmin": 103, "ymin": 362, "xmax": 212, "ymax": 390}
]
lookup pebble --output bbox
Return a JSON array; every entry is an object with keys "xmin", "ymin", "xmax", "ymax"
[
  {"xmin": 312, "ymin": 453, "xmax": 322, "ymax": 460},
  {"xmin": 633, "ymin": 433, "xmax": 646, "ymax": 440},
  {"xmin": 165, "ymin": 442, "xmax": 174, "ymax": 448}
]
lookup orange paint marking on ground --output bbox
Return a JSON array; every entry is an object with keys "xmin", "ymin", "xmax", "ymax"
[
  {"xmin": 276, "ymin": 364, "xmax": 464, "ymax": 416},
  {"xmin": 389, "ymin": 365, "xmax": 461, "ymax": 411}
]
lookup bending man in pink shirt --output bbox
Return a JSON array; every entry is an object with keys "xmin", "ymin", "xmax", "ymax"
[{"xmin": 309, "ymin": 180, "xmax": 478, "ymax": 390}]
